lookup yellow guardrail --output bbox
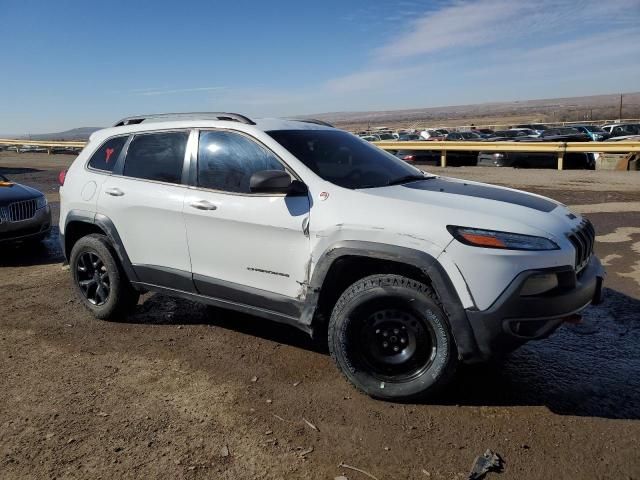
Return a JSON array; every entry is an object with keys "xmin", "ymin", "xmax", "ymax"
[
  {"xmin": 1, "ymin": 138, "xmax": 639, "ymax": 170},
  {"xmin": 374, "ymin": 140, "xmax": 640, "ymax": 170},
  {"xmin": 0, "ymin": 138, "xmax": 86, "ymax": 152}
]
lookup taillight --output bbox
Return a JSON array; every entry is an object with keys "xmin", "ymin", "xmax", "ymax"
[
  {"xmin": 58, "ymin": 170, "xmax": 67, "ymax": 186},
  {"xmin": 403, "ymin": 155, "xmax": 415, "ymax": 162}
]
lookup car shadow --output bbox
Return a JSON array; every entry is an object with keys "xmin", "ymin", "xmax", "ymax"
[
  {"xmin": 438, "ymin": 288, "xmax": 640, "ymax": 420},
  {"xmin": 126, "ymin": 292, "xmax": 322, "ymax": 353},
  {"xmin": 0, "ymin": 227, "xmax": 64, "ymax": 267},
  {"xmin": 125, "ymin": 287, "xmax": 639, "ymax": 420}
]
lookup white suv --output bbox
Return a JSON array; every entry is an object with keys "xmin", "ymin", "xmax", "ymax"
[{"xmin": 59, "ymin": 112, "xmax": 605, "ymax": 401}]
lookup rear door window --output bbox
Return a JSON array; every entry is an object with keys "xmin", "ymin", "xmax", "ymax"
[
  {"xmin": 123, "ymin": 131, "xmax": 189, "ymax": 184},
  {"xmin": 88, "ymin": 136, "xmax": 128, "ymax": 172}
]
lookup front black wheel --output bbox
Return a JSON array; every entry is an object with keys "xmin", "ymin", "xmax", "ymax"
[
  {"xmin": 69, "ymin": 234, "xmax": 139, "ymax": 319},
  {"xmin": 328, "ymin": 275, "xmax": 457, "ymax": 401}
]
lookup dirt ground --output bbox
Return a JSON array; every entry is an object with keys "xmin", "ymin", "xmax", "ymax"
[{"xmin": 1, "ymin": 152, "xmax": 639, "ymax": 480}]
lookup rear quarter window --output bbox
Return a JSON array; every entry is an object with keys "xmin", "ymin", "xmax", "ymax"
[{"xmin": 87, "ymin": 136, "xmax": 128, "ymax": 172}]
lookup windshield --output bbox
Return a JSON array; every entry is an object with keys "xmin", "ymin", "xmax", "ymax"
[
  {"xmin": 268, "ymin": 129, "xmax": 425, "ymax": 189},
  {"xmin": 0, "ymin": 174, "xmax": 8, "ymax": 182},
  {"xmin": 583, "ymin": 125, "xmax": 604, "ymax": 132}
]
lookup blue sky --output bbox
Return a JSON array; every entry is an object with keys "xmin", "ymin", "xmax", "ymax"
[{"xmin": 1, "ymin": 0, "xmax": 639, "ymax": 133}]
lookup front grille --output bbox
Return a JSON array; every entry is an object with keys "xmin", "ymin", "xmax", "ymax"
[
  {"xmin": 568, "ymin": 219, "xmax": 595, "ymax": 274},
  {"xmin": 8, "ymin": 199, "xmax": 38, "ymax": 222}
]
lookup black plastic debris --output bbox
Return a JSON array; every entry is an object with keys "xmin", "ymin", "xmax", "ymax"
[{"xmin": 468, "ymin": 449, "xmax": 504, "ymax": 480}]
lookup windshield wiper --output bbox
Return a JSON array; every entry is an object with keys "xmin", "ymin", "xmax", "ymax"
[{"xmin": 386, "ymin": 174, "xmax": 432, "ymax": 186}]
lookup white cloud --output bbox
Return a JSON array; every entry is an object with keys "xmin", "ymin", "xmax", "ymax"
[
  {"xmin": 376, "ymin": 0, "xmax": 523, "ymax": 59},
  {"xmin": 375, "ymin": 0, "xmax": 640, "ymax": 61},
  {"xmin": 325, "ymin": 65, "xmax": 426, "ymax": 93},
  {"xmin": 133, "ymin": 86, "xmax": 227, "ymax": 96}
]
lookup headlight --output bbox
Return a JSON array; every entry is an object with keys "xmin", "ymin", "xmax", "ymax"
[
  {"xmin": 36, "ymin": 195, "xmax": 47, "ymax": 209},
  {"xmin": 447, "ymin": 226, "xmax": 559, "ymax": 251}
]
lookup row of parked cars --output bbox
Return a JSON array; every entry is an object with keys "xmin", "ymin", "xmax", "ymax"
[
  {"xmin": 359, "ymin": 122, "xmax": 639, "ymax": 169},
  {"xmin": 360, "ymin": 122, "xmax": 640, "ymax": 143}
]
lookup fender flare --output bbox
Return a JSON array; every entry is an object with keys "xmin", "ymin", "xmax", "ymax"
[
  {"xmin": 63, "ymin": 210, "xmax": 138, "ymax": 283},
  {"xmin": 303, "ymin": 240, "xmax": 479, "ymax": 360}
]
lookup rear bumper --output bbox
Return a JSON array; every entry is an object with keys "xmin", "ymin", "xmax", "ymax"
[
  {"xmin": 0, "ymin": 205, "xmax": 52, "ymax": 242},
  {"xmin": 465, "ymin": 255, "xmax": 604, "ymax": 361}
]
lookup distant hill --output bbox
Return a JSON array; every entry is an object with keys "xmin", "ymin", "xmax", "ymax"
[
  {"xmin": 8, "ymin": 91, "xmax": 640, "ymax": 138},
  {"xmin": 300, "ymin": 92, "xmax": 640, "ymax": 130},
  {"xmin": 18, "ymin": 127, "xmax": 103, "ymax": 141}
]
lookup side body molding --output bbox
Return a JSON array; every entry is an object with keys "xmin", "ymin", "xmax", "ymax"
[{"xmin": 62, "ymin": 216, "xmax": 479, "ymax": 359}]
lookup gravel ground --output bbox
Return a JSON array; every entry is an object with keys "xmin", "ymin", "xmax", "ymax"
[{"xmin": 1, "ymin": 152, "xmax": 639, "ymax": 479}]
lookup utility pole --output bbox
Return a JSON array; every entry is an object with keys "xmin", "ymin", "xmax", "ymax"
[{"xmin": 619, "ymin": 93, "xmax": 623, "ymax": 120}]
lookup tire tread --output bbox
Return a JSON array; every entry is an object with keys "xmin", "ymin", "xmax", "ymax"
[{"xmin": 328, "ymin": 274, "xmax": 456, "ymax": 401}]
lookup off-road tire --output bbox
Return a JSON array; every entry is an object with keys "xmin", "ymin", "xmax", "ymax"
[
  {"xmin": 69, "ymin": 234, "xmax": 139, "ymax": 320},
  {"xmin": 328, "ymin": 274, "xmax": 457, "ymax": 401}
]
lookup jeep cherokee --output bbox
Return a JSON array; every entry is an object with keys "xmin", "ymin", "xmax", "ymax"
[{"xmin": 59, "ymin": 112, "xmax": 605, "ymax": 401}]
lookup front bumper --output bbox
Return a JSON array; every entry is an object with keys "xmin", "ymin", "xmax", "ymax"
[
  {"xmin": 0, "ymin": 205, "xmax": 52, "ymax": 242},
  {"xmin": 465, "ymin": 255, "xmax": 604, "ymax": 360}
]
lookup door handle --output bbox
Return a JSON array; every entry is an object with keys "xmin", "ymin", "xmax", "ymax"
[
  {"xmin": 104, "ymin": 187, "xmax": 124, "ymax": 197},
  {"xmin": 190, "ymin": 200, "xmax": 217, "ymax": 211}
]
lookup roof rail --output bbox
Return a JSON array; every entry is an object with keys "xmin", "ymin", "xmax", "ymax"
[
  {"xmin": 286, "ymin": 118, "xmax": 334, "ymax": 128},
  {"xmin": 113, "ymin": 112, "xmax": 255, "ymax": 127}
]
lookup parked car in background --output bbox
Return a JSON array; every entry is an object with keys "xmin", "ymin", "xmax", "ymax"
[
  {"xmin": 514, "ymin": 124, "xmax": 548, "ymax": 135},
  {"xmin": 601, "ymin": 123, "xmax": 640, "ymax": 139},
  {"xmin": 571, "ymin": 125, "xmax": 609, "ymax": 141},
  {"xmin": 479, "ymin": 128, "xmax": 594, "ymax": 168},
  {"xmin": 445, "ymin": 131, "xmax": 483, "ymax": 141},
  {"xmin": 0, "ymin": 173, "xmax": 51, "ymax": 243},
  {"xmin": 605, "ymin": 134, "xmax": 640, "ymax": 142},
  {"xmin": 376, "ymin": 132, "xmax": 396, "ymax": 141},
  {"xmin": 477, "ymin": 151, "xmax": 594, "ymax": 169},
  {"xmin": 538, "ymin": 128, "xmax": 591, "ymax": 142},
  {"xmin": 398, "ymin": 133, "xmax": 422, "ymax": 141},
  {"xmin": 508, "ymin": 128, "xmax": 540, "ymax": 137},
  {"xmin": 486, "ymin": 130, "xmax": 532, "ymax": 141},
  {"xmin": 394, "ymin": 149, "xmax": 477, "ymax": 166},
  {"xmin": 474, "ymin": 128, "xmax": 494, "ymax": 138},
  {"xmin": 419, "ymin": 129, "xmax": 446, "ymax": 141},
  {"xmin": 360, "ymin": 135, "xmax": 380, "ymax": 142}
]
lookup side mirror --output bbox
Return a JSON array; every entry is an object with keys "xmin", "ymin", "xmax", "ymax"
[{"xmin": 249, "ymin": 170, "xmax": 307, "ymax": 195}]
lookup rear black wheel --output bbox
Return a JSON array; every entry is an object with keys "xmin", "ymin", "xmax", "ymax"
[
  {"xmin": 76, "ymin": 251, "xmax": 111, "ymax": 306},
  {"xmin": 328, "ymin": 274, "xmax": 457, "ymax": 401},
  {"xmin": 70, "ymin": 234, "xmax": 139, "ymax": 319}
]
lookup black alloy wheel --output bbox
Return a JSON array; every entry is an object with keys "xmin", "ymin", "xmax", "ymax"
[{"xmin": 76, "ymin": 251, "xmax": 111, "ymax": 306}]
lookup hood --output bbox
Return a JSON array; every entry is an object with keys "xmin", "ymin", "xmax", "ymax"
[
  {"xmin": 0, "ymin": 182, "xmax": 43, "ymax": 205},
  {"xmin": 360, "ymin": 177, "xmax": 578, "ymax": 240}
]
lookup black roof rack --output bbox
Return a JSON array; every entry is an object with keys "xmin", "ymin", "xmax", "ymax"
[
  {"xmin": 286, "ymin": 118, "xmax": 334, "ymax": 128},
  {"xmin": 113, "ymin": 112, "xmax": 255, "ymax": 127}
]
